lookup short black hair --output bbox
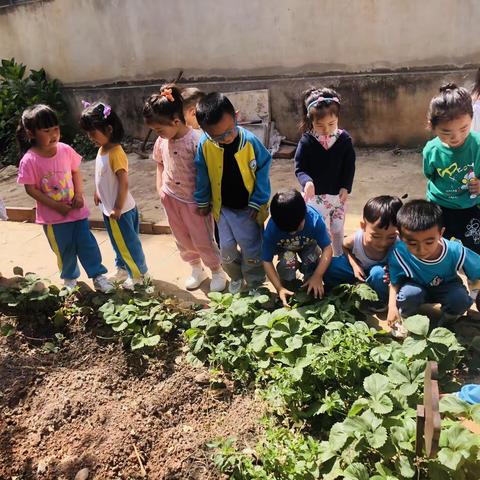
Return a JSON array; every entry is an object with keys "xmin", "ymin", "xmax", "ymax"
[
  {"xmin": 80, "ymin": 102, "xmax": 124, "ymax": 143},
  {"xmin": 396, "ymin": 199, "xmax": 444, "ymax": 233},
  {"xmin": 363, "ymin": 195, "xmax": 403, "ymax": 229},
  {"xmin": 270, "ymin": 189, "xmax": 307, "ymax": 232},
  {"xmin": 428, "ymin": 83, "xmax": 473, "ymax": 128},
  {"xmin": 196, "ymin": 92, "xmax": 235, "ymax": 128},
  {"xmin": 16, "ymin": 104, "xmax": 59, "ymax": 154}
]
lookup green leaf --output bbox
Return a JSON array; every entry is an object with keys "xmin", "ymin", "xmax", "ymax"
[
  {"xmin": 143, "ymin": 335, "xmax": 161, "ymax": 347},
  {"xmin": 329, "ymin": 423, "xmax": 349, "ymax": 451},
  {"xmin": 348, "ymin": 398, "xmax": 369, "ymax": 417},
  {"xmin": 344, "ymin": 463, "xmax": 369, "ymax": 480},
  {"xmin": 428, "ymin": 327, "xmax": 457, "ymax": 346},
  {"xmin": 395, "ymin": 454, "xmax": 415, "ymax": 478},
  {"xmin": 111, "ymin": 321, "xmax": 128, "ymax": 332},
  {"xmin": 250, "ymin": 329, "xmax": 269, "ymax": 352},
  {"xmin": 404, "ymin": 315, "xmax": 430, "ymax": 336},
  {"xmin": 439, "ymin": 395, "xmax": 469, "ymax": 416},
  {"xmin": 354, "ymin": 283, "xmax": 378, "ymax": 301},
  {"xmin": 370, "ymin": 395, "xmax": 393, "ymax": 414},
  {"xmin": 131, "ymin": 334, "xmax": 146, "ymax": 350},
  {"xmin": 0, "ymin": 323, "xmax": 15, "ymax": 337},
  {"xmin": 284, "ymin": 334, "xmax": 303, "ymax": 352},
  {"xmin": 366, "ymin": 426, "xmax": 387, "ymax": 448},
  {"xmin": 401, "ymin": 337, "xmax": 427, "ymax": 357},
  {"xmin": 364, "ymin": 373, "xmax": 390, "ymax": 397},
  {"xmin": 437, "ymin": 448, "xmax": 464, "ymax": 471}
]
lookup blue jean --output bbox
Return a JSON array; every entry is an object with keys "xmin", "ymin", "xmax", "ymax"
[
  {"xmin": 217, "ymin": 207, "xmax": 265, "ymax": 288},
  {"xmin": 397, "ymin": 280, "xmax": 473, "ymax": 317},
  {"xmin": 103, "ymin": 207, "xmax": 148, "ymax": 278},
  {"xmin": 323, "ymin": 254, "xmax": 388, "ymax": 302},
  {"xmin": 276, "ymin": 243, "xmax": 320, "ymax": 282},
  {"xmin": 43, "ymin": 219, "xmax": 107, "ymax": 279}
]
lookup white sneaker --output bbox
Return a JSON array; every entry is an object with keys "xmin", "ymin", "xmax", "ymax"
[
  {"xmin": 185, "ymin": 266, "xmax": 208, "ymax": 290},
  {"xmin": 210, "ymin": 270, "xmax": 227, "ymax": 292},
  {"xmin": 93, "ymin": 275, "xmax": 114, "ymax": 293},
  {"xmin": 228, "ymin": 279, "xmax": 244, "ymax": 295},
  {"xmin": 110, "ymin": 267, "xmax": 128, "ymax": 282},
  {"xmin": 63, "ymin": 279, "xmax": 77, "ymax": 291},
  {"xmin": 122, "ymin": 276, "xmax": 143, "ymax": 291}
]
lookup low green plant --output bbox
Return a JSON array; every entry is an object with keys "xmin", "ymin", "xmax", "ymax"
[
  {"xmin": 0, "ymin": 58, "xmax": 71, "ymax": 166},
  {"xmin": 99, "ymin": 295, "xmax": 195, "ymax": 350},
  {"xmin": 71, "ymin": 132, "xmax": 98, "ymax": 160}
]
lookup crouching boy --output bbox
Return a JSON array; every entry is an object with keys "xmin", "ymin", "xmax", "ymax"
[
  {"xmin": 387, "ymin": 200, "xmax": 480, "ymax": 337},
  {"xmin": 262, "ymin": 189, "xmax": 333, "ymax": 306}
]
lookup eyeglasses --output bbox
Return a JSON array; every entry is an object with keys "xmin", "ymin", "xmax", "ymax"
[{"xmin": 205, "ymin": 125, "xmax": 238, "ymax": 143}]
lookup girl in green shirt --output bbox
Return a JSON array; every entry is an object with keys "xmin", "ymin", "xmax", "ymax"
[{"xmin": 423, "ymin": 83, "xmax": 480, "ymax": 253}]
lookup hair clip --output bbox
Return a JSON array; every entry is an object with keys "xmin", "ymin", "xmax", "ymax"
[
  {"xmin": 102, "ymin": 104, "xmax": 111, "ymax": 118},
  {"xmin": 81, "ymin": 100, "xmax": 91, "ymax": 109},
  {"xmin": 160, "ymin": 88, "xmax": 175, "ymax": 102}
]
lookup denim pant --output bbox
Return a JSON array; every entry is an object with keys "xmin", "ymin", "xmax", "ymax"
[
  {"xmin": 276, "ymin": 243, "xmax": 320, "ymax": 282},
  {"xmin": 217, "ymin": 207, "xmax": 265, "ymax": 288},
  {"xmin": 323, "ymin": 254, "xmax": 388, "ymax": 302},
  {"xmin": 397, "ymin": 280, "xmax": 473, "ymax": 317}
]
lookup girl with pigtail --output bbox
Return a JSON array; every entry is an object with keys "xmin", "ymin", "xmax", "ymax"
[
  {"xmin": 295, "ymin": 87, "xmax": 356, "ymax": 256},
  {"xmin": 143, "ymin": 84, "xmax": 227, "ymax": 293}
]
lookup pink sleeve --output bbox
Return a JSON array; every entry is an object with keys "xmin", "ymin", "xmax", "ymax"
[
  {"xmin": 153, "ymin": 138, "xmax": 163, "ymax": 165},
  {"xmin": 66, "ymin": 144, "xmax": 82, "ymax": 171},
  {"xmin": 17, "ymin": 154, "xmax": 37, "ymax": 185}
]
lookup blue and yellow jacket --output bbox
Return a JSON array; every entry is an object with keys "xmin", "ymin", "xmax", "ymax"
[{"xmin": 194, "ymin": 127, "xmax": 272, "ymax": 224}]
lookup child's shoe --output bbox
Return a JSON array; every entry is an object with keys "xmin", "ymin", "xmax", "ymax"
[
  {"xmin": 364, "ymin": 300, "xmax": 388, "ymax": 314},
  {"xmin": 122, "ymin": 277, "xmax": 142, "ymax": 290},
  {"xmin": 438, "ymin": 312, "xmax": 461, "ymax": 329},
  {"xmin": 185, "ymin": 265, "xmax": 209, "ymax": 290},
  {"xmin": 228, "ymin": 279, "xmax": 244, "ymax": 295},
  {"xmin": 210, "ymin": 270, "xmax": 227, "ymax": 292},
  {"xmin": 63, "ymin": 279, "xmax": 77, "ymax": 291},
  {"xmin": 111, "ymin": 267, "xmax": 128, "ymax": 282},
  {"xmin": 93, "ymin": 275, "xmax": 114, "ymax": 293}
]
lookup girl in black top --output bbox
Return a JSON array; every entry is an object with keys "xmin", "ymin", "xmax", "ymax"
[{"xmin": 294, "ymin": 87, "xmax": 356, "ymax": 256}]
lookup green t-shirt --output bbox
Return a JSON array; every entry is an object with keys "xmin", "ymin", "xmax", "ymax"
[{"xmin": 423, "ymin": 132, "xmax": 480, "ymax": 209}]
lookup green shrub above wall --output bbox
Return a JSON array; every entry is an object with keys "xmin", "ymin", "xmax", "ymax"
[{"xmin": 0, "ymin": 58, "xmax": 73, "ymax": 166}]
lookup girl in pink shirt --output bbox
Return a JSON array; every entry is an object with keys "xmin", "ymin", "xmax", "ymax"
[
  {"xmin": 143, "ymin": 85, "xmax": 226, "ymax": 292},
  {"xmin": 16, "ymin": 104, "xmax": 112, "ymax": 292}
]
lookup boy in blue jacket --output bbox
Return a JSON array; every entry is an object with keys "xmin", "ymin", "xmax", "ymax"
[{"xmin": 194, "ymin": 93, "xmax": 272, "ymax": 293}]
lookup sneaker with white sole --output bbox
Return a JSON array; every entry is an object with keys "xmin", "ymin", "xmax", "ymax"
[
  {"xmin": 122, "ymin": 276, "xmax": 143, "ymax": 291},
  {"xmin": 110, "ymin": 267, "xmax": 128, "ymax": 282},
  {"xmin": 93, "ymin": 274, "xmax": 114, "ymax": 293},
  {"xmin": 210, "ymin": 270, "xmax": 227, "ymax": 292},
  {"xmin": 63, "ymin": 279, "xmax": 77, "ymax": 291},
  {"xmin": 228, "ymin": 279, "xmax": 244, "ymax": 295},
  {"xmin": 185, "ymin": 266, "xmax": 208, "ymax": 290}
]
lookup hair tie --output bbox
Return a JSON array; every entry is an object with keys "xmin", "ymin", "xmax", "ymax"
[
  {"xmin": 307, "ymin": 96, "xmax": 340, "ymax": 112},
  {"xmin": 81, "ymin": 100, "xmax": 111, "ymax": 118},
  {"xmin": 160, "ymin": 88, "xmax": 175, "ymax": 102}
]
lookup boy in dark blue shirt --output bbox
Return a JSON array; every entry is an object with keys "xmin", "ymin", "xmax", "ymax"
[{"xmin": 262, "ymin": 189, "xmax": 333, "ymax": 306}]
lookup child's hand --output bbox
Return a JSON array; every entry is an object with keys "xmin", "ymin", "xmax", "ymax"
[
  {"xmin": 71, "ymin": 194, "xmax": 84, "ymax": 209},
  {"xmin": 94, "ymin": 191, "xmax": 101, "ymax": 206},
  {"xmin": 352, "ymin": 263, "xmax": 366, "ymax": 282},
  {"xmin": 303, "ymin": 182, "xmax": 315, "ymax": 202},
  {"xmin": 386, "ymin": 306, "xmax": 400, "ymax": 327},
  {"xmin": 196, "ymin": 206, "xmax": 211, "ymax": 216},
  {"xmin": 302, "ymin": 275, "xmax": 324, "ymax": 299},
  {"xmin": 277, "ymin": 287, "xmax": 294, "ymax": 307},
  {"xmin": 57, "ymin": 203, "xmax": 72, "ymax": 216},
  {"xmin": 339, "ymin": 188, "xmax": 348, "ymax": 204},
  {"xmin": 468, "ymin": 177, "xmax": 480, "ymax": 196},
  {"xmin": 248, "ymin": 207, "xmax": 258, "ymax": 220},
  {"xmin": 110, "ymin": 208, "xmax": 122, "ymax": 220}
]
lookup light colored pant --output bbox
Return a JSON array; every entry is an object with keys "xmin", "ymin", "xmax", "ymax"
[
  {"xmin": 161, "ymin": 192, "xmax": 221, "ymax": 270},
  {"xmin": 308, "ymin": 194, "xmax": 345, "ymax": 257},
  {"xmin": 217, "ymin": 207, "xmax": 265, "ymax": 288}
]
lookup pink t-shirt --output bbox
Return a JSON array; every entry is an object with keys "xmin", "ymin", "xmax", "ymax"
[
  {"xmin": 153, "ymin": 128, "xmax": 201, "ymax": 203},
  {"xmin": 17, "ymin": 142, "xmax": 90, "ymax": 225}
]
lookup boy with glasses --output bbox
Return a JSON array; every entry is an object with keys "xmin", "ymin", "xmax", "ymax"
[{"xmin": 194, "ymin": 92, "xmax": 272, "ymax": 293}]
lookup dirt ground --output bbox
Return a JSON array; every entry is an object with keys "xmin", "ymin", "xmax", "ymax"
[
  {"xmin": 0, "ymin": 307, "xmax": 264, "ymax": 480},
  {"xmin": 0, "ymin": 147, "xmax": 426, "ymax": 222}
]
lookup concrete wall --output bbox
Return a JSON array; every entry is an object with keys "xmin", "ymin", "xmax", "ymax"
[{"xmin": 1, "ymin": 0, "xmax": 480, "ymax": 145}]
